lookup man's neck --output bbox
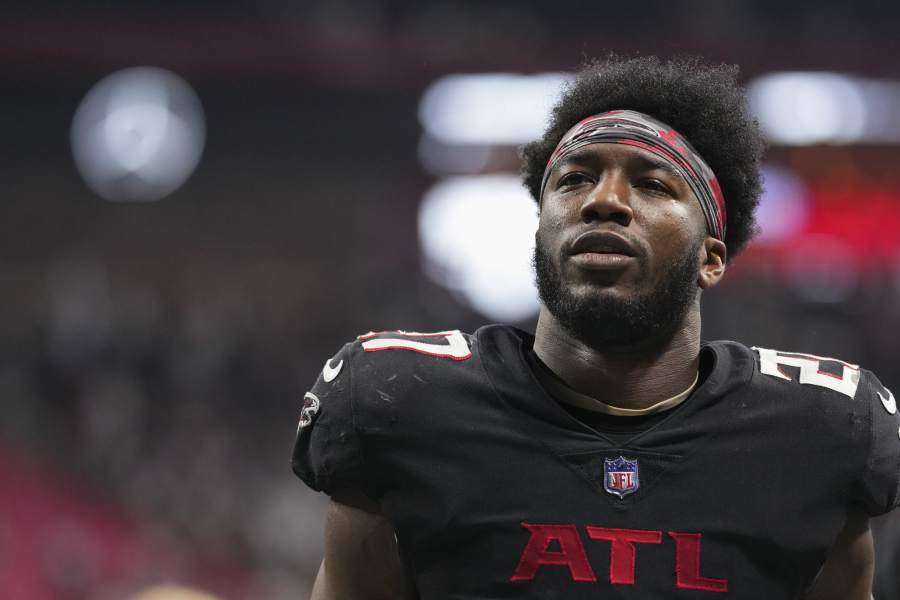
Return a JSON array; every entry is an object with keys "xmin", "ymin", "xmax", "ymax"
[{"xmin": 532, "ymin": 308, "xmax": 702, "ymax": 411}]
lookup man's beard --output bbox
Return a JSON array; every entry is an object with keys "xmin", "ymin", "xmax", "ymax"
[{"xmin": 533, "ymin": 234, "xmax": 702, "ymax": 350}]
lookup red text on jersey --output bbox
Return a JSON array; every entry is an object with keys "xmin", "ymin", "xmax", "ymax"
[{"xmin": 511, "ymin": 522, "xmax": 728, "ymax": 593}]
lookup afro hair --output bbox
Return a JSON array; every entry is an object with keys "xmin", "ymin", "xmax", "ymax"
[{"xmin": 521, "ymin": 54, "xmax": 765, "ymax": 259}]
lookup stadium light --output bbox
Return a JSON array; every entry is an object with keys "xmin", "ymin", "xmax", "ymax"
[
  {"xmin": 71, "ymin": 67, "xmax": 206, "ymax": 202},
  {"xmin": 419, "ymin": 70, "xmax": 900, "ymax": 158},
  {"xmin": 748, "ymin": 72, "xmax": 900, "ymax": 145},
  {"xmin": 418, "ymin": 175, "xmax": 540, "ymax": 322},
  {"xmin": 418, "ymin": 73, "xmax": 570, "ymax": 146}
]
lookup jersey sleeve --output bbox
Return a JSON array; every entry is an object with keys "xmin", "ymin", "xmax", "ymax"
[
  {"xmin": 291, "ymin": 342, "xmax": 372, "ymax": 498},
  {"xmin": 856, "ymin": 370, "xmax": 900, "ymax": 516}
]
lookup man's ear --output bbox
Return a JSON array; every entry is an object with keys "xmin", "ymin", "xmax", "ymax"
[{"xmin": 698, "ymin": 237, "xmax": 727, "ymax": 290}]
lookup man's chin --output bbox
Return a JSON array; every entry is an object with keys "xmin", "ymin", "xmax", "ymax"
[
  {"xmin": 562, "ymin": 257, "xmax": 641, "ymax": 284},
  {"xmin": 564, "ymin": 277, "xmax": 639, "ymax": 301},
  {"xmin": 534, "ymin": 236, "xmax": 702, "ymax": 350}
]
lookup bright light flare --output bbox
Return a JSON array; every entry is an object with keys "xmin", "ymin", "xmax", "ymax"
[
  {"xmin": 418, "ymin": 175, "xmax": 540, "ymax": 322},
  {"xmin": 749, "ymin": 72, "xmax": 900, "ymax": 145},
  {"xmin": 71, "ymin": 67, "xmax": 206, "ymax": 202},
  {"xmin": 418, "ymin": 73, "xmax": 570, "ymax": 146}
]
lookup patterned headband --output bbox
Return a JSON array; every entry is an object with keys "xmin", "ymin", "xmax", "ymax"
[{"xmin": 540, "ymin": 110, "xmax": 726, "ymax": 240}]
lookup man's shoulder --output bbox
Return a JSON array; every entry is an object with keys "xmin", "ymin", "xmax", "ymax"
[
  {"xmin": 698, "ymin": 340, "xmax": 899, "ymax": 516},
  {"xmin": 736, "ymin": 343, "xmax": 899, "ymax": 515},
  {"xmin": 703, "ymin": 339, "xmax": 874, "ymax": 401},
  {"xmin": 316, "ymin": 325, "xmax": 521, "ymax": 400},
  {"xmin": 292, "ymin": 325, "xmax": 518, "ymax": 495},
  {"xmin": 722, "ymin": 342, "xmax": 894, "ymax": 449},
  {"xmin": 701, "ymin": 339, "xmax": 891, "ymax": 430},
  {"xmin": 741, "ymin": 343, "xmax": 875, "ymax": 403}
]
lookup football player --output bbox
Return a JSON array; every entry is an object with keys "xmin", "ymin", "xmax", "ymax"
[{"xmin": 292, "ymin": 55, "xmax": 899, "ymax": 599}]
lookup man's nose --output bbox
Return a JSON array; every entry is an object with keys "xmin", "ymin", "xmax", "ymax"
[{"xmin": 579, "ymin": 171, "xmax": 634, "ymax": 226}]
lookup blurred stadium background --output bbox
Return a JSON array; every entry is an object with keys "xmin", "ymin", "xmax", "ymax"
[{"xmin": 3, "ymin": 0, "xmax": 900, "ymax": 598}]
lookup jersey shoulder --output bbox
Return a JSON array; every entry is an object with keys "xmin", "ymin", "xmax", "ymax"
[
  {"xmin": 291, "ymin": 328, "xmax": 481, "ymax": 497},
  {"xmin": 303, "ymin": 328, "xmax": 479, "ymax": 408},
  {"xmin": 745, "ymin": 344, "xmax": 899, "ymax": 514},
  {"xmin": 346, "ymin": 328, "xmax": 480, "ymax": 396},
  {"xmin": 748, "ymin": 345, "xmax": 864, "ymax": 401}
]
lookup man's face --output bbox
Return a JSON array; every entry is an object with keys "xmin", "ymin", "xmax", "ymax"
[{"xmin": 534, "ymin": 142, "xmax": 713, "ymax": 348}]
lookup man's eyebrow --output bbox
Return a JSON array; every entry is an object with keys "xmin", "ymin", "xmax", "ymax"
[
  {"xmin": 632, "ymin": 153, "xmax": 682, "ymax": 179},
  {"xmin": 551, "ymin": 149, "xmax": 598, "ymax": 172}
]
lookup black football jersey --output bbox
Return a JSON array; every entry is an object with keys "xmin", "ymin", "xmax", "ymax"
[{"xmin": 292, "ymin": 325, "xmax": 900, "ymax": 599}]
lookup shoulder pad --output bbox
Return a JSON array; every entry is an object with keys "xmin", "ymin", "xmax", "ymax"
[
  {"xmin": 291, "ymin": 329, "xmax": 473, "ymax": 496},
  {"xmin": 751, "ymin": 347, "xmax": 900, "ymax": 514}
]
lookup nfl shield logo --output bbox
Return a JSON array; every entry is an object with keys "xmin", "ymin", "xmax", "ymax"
[{"xmin": 604, "ymin": 456, "xmax": 639, "ymax": 498}]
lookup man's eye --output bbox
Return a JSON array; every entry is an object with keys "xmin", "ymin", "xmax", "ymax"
[
  {"xmin": 638, "ymin": 179, "xmax": 673, "ymax": 196},
  {"xmin": 557, "ymin": 172, "xmax": 592, "ymax": 188}
]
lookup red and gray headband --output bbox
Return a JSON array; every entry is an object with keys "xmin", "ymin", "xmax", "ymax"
[{"xmin": 540, "ymin": 110, "xmax": 727, "ymax": 240}]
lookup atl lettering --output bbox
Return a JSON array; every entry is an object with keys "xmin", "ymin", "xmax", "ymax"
[{"xmin": 511, "ymin": 523, "xmax": 728, "ymax": 593}]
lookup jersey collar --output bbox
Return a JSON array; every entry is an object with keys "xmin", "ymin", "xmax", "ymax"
[{"xmin": 476, "ymin": 324, "xmax": 755, "ymax": 450}]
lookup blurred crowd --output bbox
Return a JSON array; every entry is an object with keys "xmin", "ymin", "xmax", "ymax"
[{"xmin": 1, "ymin": 257, "xmax": 330, "ymax": 599}]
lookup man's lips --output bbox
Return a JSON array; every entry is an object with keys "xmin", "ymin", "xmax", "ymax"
[
  {"xmin": 569, "ymin": 252, "xmax": 635, "ymax": 269},
  {"xmin": 567, "ymin": 231, "xmax": 639, "ymax": 270},
  {"xmin": 569, "ymin": 231, "xmax": 637, "ymax": 254}
]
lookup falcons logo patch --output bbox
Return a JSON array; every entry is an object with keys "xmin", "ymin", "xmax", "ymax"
[{"xmin": 297, "ymin": 392, "xmax": 321, "ymax": 432}]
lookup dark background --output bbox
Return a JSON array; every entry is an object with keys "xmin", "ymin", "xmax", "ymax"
[{"xmin": 2, "ymin": 1, "xmax": 900, "ymax": 598}]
